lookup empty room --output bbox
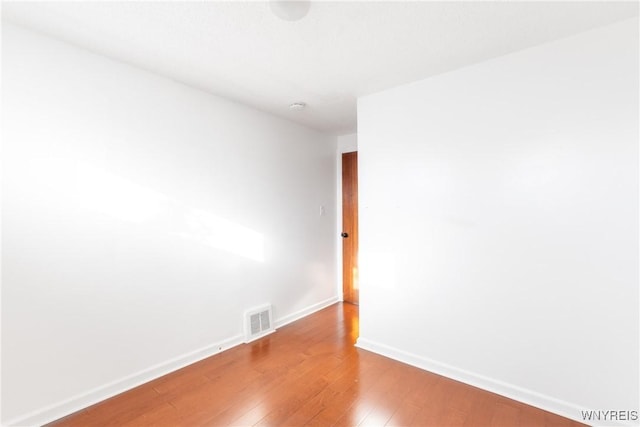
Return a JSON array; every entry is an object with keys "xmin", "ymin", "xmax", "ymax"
[{"xmin": 1, "ymin": 1, "xmax": 638, "ymax": 426}]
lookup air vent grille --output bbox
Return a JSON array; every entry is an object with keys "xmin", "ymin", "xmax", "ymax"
[{"xmin": 244, "ymin": 305, "xmax": 275, "ymax": 343}]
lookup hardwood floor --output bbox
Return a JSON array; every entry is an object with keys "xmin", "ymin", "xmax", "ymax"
[{"xmin": 49, "ymin": 303, "xmax": 583, "ymax": 426}]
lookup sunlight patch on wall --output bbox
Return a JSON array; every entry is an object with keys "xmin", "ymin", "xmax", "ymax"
[
  {"xmin": 27, "ymin": 159, "xmax": 264, "ymax": 262},
  {"xmin": 180, "ymin": 208, "xmax": 264, "ymax": 262}
]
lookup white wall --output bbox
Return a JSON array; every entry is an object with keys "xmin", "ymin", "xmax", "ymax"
[
  {"xmin": 357, "ymin": 18, "xmax": 638, "ymax": 424},
  {"xmin": 337, "ymin": 133, "xmax": 357, "ymax": 154},
  {"xmin": 1, "ymin": 23, "xmax": 337, "ymax": 425}
]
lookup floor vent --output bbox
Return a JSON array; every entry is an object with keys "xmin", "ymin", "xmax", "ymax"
[{"xmin": 244, "ymin": 305, "xmax": 275, "ymax": 343}]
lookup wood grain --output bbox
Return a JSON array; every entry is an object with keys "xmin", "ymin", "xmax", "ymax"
[
  {"xmin": 48, "ymin": 303, "xmax": 584, "ymax": 426},
  {"xmin": 342, "ymin": 151, "xmax": 359, "ymax": 305}
]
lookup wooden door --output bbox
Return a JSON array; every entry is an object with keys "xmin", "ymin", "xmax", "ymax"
[{"xmin": 342, "ymin": 152, "xmax": 358, "ymax": 305}]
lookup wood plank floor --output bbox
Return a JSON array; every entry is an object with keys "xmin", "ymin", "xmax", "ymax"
[{"xmin": 49, "ymin": 303, "xmax": 584, "ymax": 426}]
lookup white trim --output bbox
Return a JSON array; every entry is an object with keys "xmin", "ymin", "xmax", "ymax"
[
  {"xmin": 274, "ymin": 296, "xmax": 339, "ymax": 329},
  {"xmin": 355, "ymin": 337, "xmax": 594, "ymax": 426},
  {"xmin": 335, "ymin": 150, "xmax": 344, "ymax": 301},
  {"xmin": 243, "ymin": 328, "xmax": 276, "ymax": 344},
  {"xmin": 5, "ymin": 334, "xmax": 244, "ymax": 427}
]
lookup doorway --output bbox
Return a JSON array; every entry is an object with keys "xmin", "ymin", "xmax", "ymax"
[{"xmin": 341, "ymin": 151, "xmax": 358, "ymax": 305}]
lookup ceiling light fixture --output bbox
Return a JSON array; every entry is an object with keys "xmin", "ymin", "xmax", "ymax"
[
  {"xmin": 269, "ymin": 0, "xmax": 311, "ymax": 21},
  {"xmin": 289, "ymin": 102, "xmax": 307, "ymax": 111}
]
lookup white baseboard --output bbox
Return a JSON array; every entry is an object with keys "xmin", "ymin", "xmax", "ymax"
[
  {"xmin": 5, "ymin": 334, "xmax": 244, "ymax": 427},
  {"xmin": 275, "ymin": 296, "xmax": 339, "ymax": 329},
  {"xmin": 5, "ymin": 297, "xmax": 340, "ymax": 427},
  {"xmin": 355, "ymin": 337, "xmax": 590, "ymax": 426}
]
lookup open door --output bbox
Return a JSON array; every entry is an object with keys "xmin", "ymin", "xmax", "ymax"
[{"xmin": 341, "ymin": 152, "xmax": 358, "ymax": 305}]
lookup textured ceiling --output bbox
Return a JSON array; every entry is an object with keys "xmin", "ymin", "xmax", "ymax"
[{"xmin": 2, "ymin": 1, "xmax": 638, "ymax": 135}]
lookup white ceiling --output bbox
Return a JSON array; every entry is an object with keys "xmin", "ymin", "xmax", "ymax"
[{"xmin": 2, "ymin": 1, "xmax": 638, "ymax": 135}]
